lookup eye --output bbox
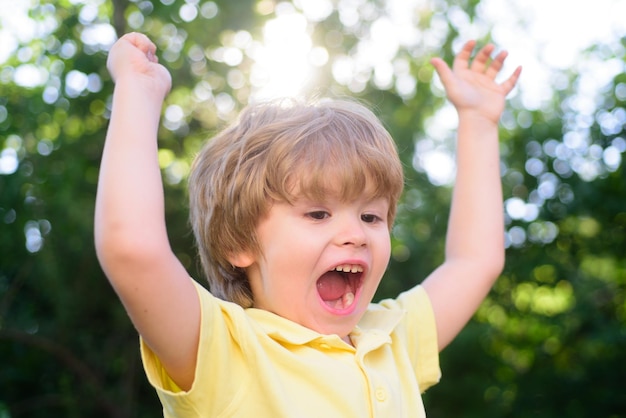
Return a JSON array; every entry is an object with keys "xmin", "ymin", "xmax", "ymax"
[
  {"xmin": 307, "ymin": 210, "xmax": 330, "ymax": 220},
  {"xmin": 361, "ymin": 213, "xmax": 382, "ymax": 223}
]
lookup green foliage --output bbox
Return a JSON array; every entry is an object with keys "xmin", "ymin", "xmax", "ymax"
[{"xmin": 1, "ymin": 0, "xmax": 624, "ymax": 416}]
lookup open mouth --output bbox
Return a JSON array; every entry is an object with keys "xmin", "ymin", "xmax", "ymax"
[{"xmin": 316, "ymin": 264, "xmax": 363, "ymax": 312}]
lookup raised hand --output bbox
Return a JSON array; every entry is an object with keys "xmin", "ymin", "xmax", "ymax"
[
  {"xmin": 106, "ymin": 32, "xmax": 172, "ymax": 99},
  {"xmin": 431, "ymin": 40, "xmax": 522, "ymax": 124}
]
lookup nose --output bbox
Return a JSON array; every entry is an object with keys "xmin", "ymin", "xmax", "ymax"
[{"xmin": 335, "ymin": 216, "xmax": 368, "ymax": 247}]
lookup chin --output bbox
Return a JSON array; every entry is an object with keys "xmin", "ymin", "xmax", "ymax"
[{"xmin": 315, "ymin": 315, "xmax": 361, "ymax": 339}]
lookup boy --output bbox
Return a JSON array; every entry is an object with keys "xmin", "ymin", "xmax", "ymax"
[{"xmin": 95, "ymin": 32, "xmax": 520, "ymax": 417}]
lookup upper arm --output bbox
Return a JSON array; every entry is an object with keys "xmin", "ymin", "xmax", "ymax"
[
  {"xmin": 96, "ymin": 237, "xmax": 200, "ymax": 391},
  {"xmin": 421, "ymin": 253, "xmax": 504, "ymax": 351}
]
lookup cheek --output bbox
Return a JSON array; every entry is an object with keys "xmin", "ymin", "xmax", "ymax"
[
  {"xmin": 377, "ymin": 230, "xmax": 392, "ymax": 258},
  {"xmin": 375, "ymin": 237, "xmax": 392, "ymax": 278},
  {"xmin": 369, "ymin": 232, "xmax": 391, "ymax": 280}
]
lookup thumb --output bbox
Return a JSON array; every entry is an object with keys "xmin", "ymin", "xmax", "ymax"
[{"xmin": 121, "ymin": 32, "xmax": 157, "ymax": 56}]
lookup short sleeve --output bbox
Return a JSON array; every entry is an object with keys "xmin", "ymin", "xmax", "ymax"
[
  {"xmin": 379, "ymin": 285, "xmax": 441, "ymax": 391},
  {"xmin": 139, "ymin": 279, "xmax": 252, "ymax": 417}
]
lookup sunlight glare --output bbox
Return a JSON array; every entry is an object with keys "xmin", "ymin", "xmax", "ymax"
[
  {"xmin": 295, "ymin": 0, "xmax": 333, "ymax": 21},
  {"xmin": 0, "ymin": 0, "xmax": 34, "ymax": 64},
  {"xmin": 250, "ymin": 4, "xmax": 316, "ymax": 100}
]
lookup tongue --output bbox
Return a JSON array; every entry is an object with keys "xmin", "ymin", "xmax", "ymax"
[{"xmin": 317, "ymin": 272, "xmax": 348, "ymax": 301}]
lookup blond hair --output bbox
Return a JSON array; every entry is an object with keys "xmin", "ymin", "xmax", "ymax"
[{"xmin": 188, "ymin": 98, "xmax": 404, "ymax": 307}]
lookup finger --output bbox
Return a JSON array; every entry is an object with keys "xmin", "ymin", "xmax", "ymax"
[
  {"xmin": 431, "ymin": 57, "xmax": 455, "ymax": 87},
  {"xmin": 121, "ymin": 32, "xmax": 158, "ymax": 61},
  {"xmin": 469, "ymin": 43, "xmax": 495, "ymax": 73},
  {"xmin": 499, "ymin": 66, "xmax": 522, "ymax": 95},
  {"xmin": 452, "ymin": 40, "xmax": 477, "ymax": 72},
  {"xmin": 485, "ymin": 50, "xmax": 508, "ymax": 79}
]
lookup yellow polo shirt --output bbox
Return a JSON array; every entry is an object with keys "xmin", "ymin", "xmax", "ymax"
[{"xmin": 141, "ymin": 279, "xmax": 441, "ymax": 417}]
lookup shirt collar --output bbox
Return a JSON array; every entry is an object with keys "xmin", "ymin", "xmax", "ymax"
[{"xmin": 245, "ymin": 305, "xmax": 404, "ymax": 350}]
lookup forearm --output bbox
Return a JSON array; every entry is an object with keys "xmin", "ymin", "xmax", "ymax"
[
  {"xmin": 446, "ymin": 112, "xmax": 505, "ymax": 276},
  {"xmin": 95, "ymin": 78, "xmax": 170, "ymax": 270}
]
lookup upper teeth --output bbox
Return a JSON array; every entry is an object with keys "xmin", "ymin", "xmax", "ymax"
[{"xmin": 333, "ymin": 264, "xmax": 363, "ymax": 273}]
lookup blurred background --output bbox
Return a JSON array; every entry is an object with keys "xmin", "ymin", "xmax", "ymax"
[{"xmin": 0, "ymin": 0, "xmax": 624, "ymax": 416}]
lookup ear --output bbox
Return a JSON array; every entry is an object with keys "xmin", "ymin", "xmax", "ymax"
[{"xmin": 227, "ymin": 251, "xmax": 254, "ymax": 268}]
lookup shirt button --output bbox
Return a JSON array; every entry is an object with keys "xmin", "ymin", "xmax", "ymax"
[{"xmin": 375, "ymin": 388, "xmax": 387, "ymax": 401}]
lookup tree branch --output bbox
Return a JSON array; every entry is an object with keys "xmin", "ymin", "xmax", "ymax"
[
  {"xmin": 110, "ymin": 0, "xmax": 128, "ymax": 38},
  {"xmin": 0, "ymin": 328, "xmax": 127, "ymax": 418}
]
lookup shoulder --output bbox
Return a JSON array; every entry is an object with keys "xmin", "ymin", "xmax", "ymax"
[
  {"xmin": 141, "ymin": 279, "xmax": 259, "ymax": 415},
  {"xmin": 375, "ymin": 285, "xmax": 434, "ymax": 319},
  {"xmin": 372, "ymin": 285, "xmax": 441, "ymax": 390}
]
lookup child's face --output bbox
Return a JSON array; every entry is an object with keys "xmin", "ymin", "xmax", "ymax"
[{"xmin": 242, "ymin": 191, "xmax": 391, "ymax": 342}]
